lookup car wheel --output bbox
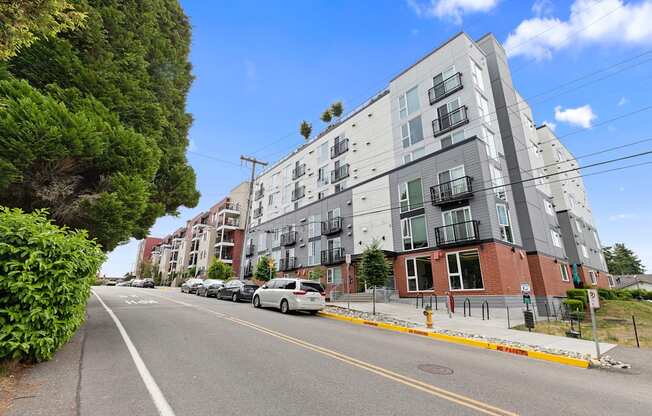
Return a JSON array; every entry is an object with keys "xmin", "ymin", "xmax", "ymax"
[
  {"xmin": 280, "ymin": 299, "xmax": 290, "ymax": 314},
  {"xmin": 253, "ymin": 295, "xmax": 261, "ymax": 308},
  {"xmin": 232, "ymin": 293, "xmax": 238, "ymax": 302},
  {"xmin": 308, "ymin": 310, "xmax": 318, "ymax": 315}
]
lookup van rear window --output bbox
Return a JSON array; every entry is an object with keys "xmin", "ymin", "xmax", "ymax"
[{"xmin": 301, "ymin": 282, "xmax": 324, "ymax": 293}]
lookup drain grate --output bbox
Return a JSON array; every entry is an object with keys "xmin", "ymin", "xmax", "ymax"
[{"xmin": 417, "ymin": 364, "xmax": 454, "ymax": 375}]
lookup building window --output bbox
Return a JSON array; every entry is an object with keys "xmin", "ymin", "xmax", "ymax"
[
  {"xmin": 560, "ymin": 263, "xmax": 570, "ymax": 282},
  {"xmin": 447, "ymin": 250, "xmax": 484, "ymax": 290},
  {"xmin": 544, "ymin": 200, "xmax": 554, "ymax": 216},
  {"xmin": 308, "ymin": 240, "xmax": 321, "ymax": 265},
  {"xmin": 318, "ymin": 191, "xmax": 326, "ymax": 200},
  {"xmin": 401, "ymin": 116, "xmax": 424, "ymax": 148},
  {"xmin": 401, "ymin": 215, "xmax": 428, "ymax": 250},
  {"xmin": 327, "ymin": 267, "xmax": 342, "ymax": 284},
  {"xmin": 482, "ymin": 126, "xmax": 497, "ymax": 160},
  {"xmin": 319, "ymin": 142, "xmax": 329, "ymax": 162},
  {"xmin": 308, "ymin": 214, "xmax": 321, "ymax": 238},
  {"xmin": 406, "ymin": 257, "xmax": 433, "ymax": 292},
  {"xmin": 475, "ymin": 92, "xmax": 490, "ymax": 124},
  {"xmin": 556, "ymin": 149, "xmax": 564, "ymax": 162},
  {"xmin": 318, "ymin": 165, "xmax": 329, "ymax": 186},
  {"xmin": 399, "ymin": 178, "xmax": 424, "ymax": 213},
  {"xmin": 581, "ymin": 244, "xmax": 589, "ymax": 258},
  {"xmin": 575, "ymin": 219, "xmax": 582, "ymax": 232},
  {"xmin": 551, "ymin": 230, "xmax": 562, "ymax": 248},
  {"xmin": 440, "ymin": 129, "xmax": 465, "ymax": 149},
  {"xmin": 589, "ymin": 271, "xmax": 597, "ymax": 285},
  {"xmin": 496, "ymin": 204, "xmax": 514, "ymax": 243},
  {"xmin": 258, "ymin": 233, "xmax": 267, "ymax": 252},
  {"xmin": 399, "ymin": 86, "xmax": 419, "ymax": 119},
  {"xmin": 402, "ymin": 147, "xmax": 425, "ymax": 164},
  {"xmin": 471, "ymin": 60, "xmax": 484, "ymax": 91},
  {"xmin": 490, "ymin": 165, "xmax": 506, "ymax": 200},
  {"xmin": 567, "ymin": 195, "xmax": 576, "ymax": 209},
  {"xmin": 607, "ymin": 275, "xmax": 614, "ymax": 287}
]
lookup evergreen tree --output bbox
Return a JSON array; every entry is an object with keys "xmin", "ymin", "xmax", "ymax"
[
  {"xmin": 603, "ymin": 243, "xmax": 645, "ymax": 275},
  {"xmin": 358, "ymin": 242, "xmax": 391, "ymax": 288},
  {"xmin": 254, "ymin": 255, "xmax": 276, "ymax": 282},
  {"xmin": 299, "ymin": 120, "xmax": 312, "ymax": 140},
  {"xmin": 320, "ymin": 109, "xmax": 332, "ymax": 123},
  {"xmin": 207, "ymin": 257, "xmax": 233, "ymax": 280},
  {"xmin": 330, "ymin": 101, "xmax": 343, "ymax": 119}
]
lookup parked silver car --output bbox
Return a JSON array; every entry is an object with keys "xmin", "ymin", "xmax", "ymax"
[{"xmin": 252, "ymin": 278, "xmax": 325, "ymax": 314}]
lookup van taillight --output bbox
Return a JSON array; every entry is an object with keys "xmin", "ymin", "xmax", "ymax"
[{"xmin": 292, "ymin": 290, "xmax": 307, "ymax": 295}]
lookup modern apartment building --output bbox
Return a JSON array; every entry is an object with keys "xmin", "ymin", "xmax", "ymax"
[
  {"xmin": 244, "ymin": 32, "xmax": 608, "ymax": 306},
  {"xmin": 134, "ymin": 237, "xmax": 163, "ymax": 277},
  {"xmin": 137, "ymin": 182, "xmax": 250, "ymax": 286}
]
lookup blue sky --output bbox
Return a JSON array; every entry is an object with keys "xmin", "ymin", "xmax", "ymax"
[{"xmin": 101, "ymin": 0, "xmax": 652, "ymax": 276}]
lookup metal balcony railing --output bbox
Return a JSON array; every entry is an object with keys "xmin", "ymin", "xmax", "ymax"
[
  {"xmin": 331, "ymin": 164, "xmax": 350, "ymax": 183},
  {"xmin": 430, "ymin": 176, "xmax": 474, "ymax": 205},
  {"xmin": 279, "ymin": 257, "xmax": 297, "ymax": 271},
  {"xmin": 220, "ymin": 202, "xmax": 240, "ymax": 213},
  {"xmin": 217, "ymin": 218, "xmax": 240, "ymax": 228},
  {"xmin": 281, "ymin": 231, "xmax": 297, "ymax": 246},
  {"xmin": 330, "ymin": 139, "xmax": 349, "ymax": 159},
  {"xmin": 434, "ymin": 220, "xmax": 480, "ymax": 247},
  {"xmin": 321, "ymin": 247, "xmax": 345, "ymax": 265},
  {"xmin": 291, "ymin": 186, "xmax": 305, "ymax": 201},
  {"xmin": 254, "ymin": 187, "xmax": 264, "ymax": 200},
  {"xmin": 292, "ymin": 164, "xmax": 306, "ymax": 180},
  {"xmin": 253, "ymin": 207, "xmax": 263, "ymax": 218},
  {"xmin": 432, "ymin": 105, "xmax": 469, "ymax": 137},
  {"xmin": 321, "ymin": 217, "xmax": 342, "ymax": 235},
  {"xmin": 428, "ymin": 72, "xmax": 463, "ymax": 105}
]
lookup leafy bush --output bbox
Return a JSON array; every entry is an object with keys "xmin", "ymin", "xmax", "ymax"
[
  {"xmin": 563, "ymin": 299, "xmax": 585, "ymax": 321},
  {"xmin": 207, "ymin": 258, "xmax": 233, "ymax": 280},
  {"xmin": 566, "ymin": 289, "xmax": 588, "ymax": 306},
  {"xmin": 0, "ymin": 207, "xmax": 105, "ymax": 362},
  {"xmin": 614, "ymin": 289, "xmax": 633, "ymax": 300},
  {"xmin": 598, "ymin": 288, "xmax": 616, "ymax": 300}
]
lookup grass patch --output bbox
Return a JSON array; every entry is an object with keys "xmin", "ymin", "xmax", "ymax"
[{"xmin": 514, "ymin": 300, "xmax": 652, "ymax": 348}]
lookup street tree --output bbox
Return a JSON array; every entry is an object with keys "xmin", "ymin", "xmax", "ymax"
[
  {"xmin": 330, "ymin": 101, "xmax": 344, "ymax": 120},
  {"xmin": 2, "ymin": 0, "xmax": 199, "ymax": 251},
  {"xmin": 0, "ymin": 0, "xmax": 86, "ymax": 60},
  {"xmin": 358, "ymin": 242, "xmax": 391, "ymax": 288},
  {"xmin": 320, "ymin": 109, "xmax": 332, "ymax": 123},
  {"xmin": 254, "ymin": 255, "xmax": 276, "ymax": 282},
  {"xmin": 207, "ymin": 257, "xmax": 233, "ymax": 280},
  {"xmin": 139, "ymin": 259, "xmax": 155, "ymax": 279},
  {"xmin": 603, "ymin": 243, "xmax": 645, "ymax": 275},
  {"xmin": 299, "ymin": 120, "xmax": 312, "ymax": 140}
]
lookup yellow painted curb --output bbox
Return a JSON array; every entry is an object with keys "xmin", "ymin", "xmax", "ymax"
[{"xmin": 317, "ymin": 311, "xmax": 590, "ymax": 369}]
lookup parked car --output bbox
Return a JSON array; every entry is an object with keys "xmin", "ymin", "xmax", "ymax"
[
  {"xmin": 116, "ymin": 280, "xmax": 132, "ymax": 287},
  {"xmin": 181, "ymin": 278, "xmax": 204, "ymax": 294},
  {"xmin": 105, "ymin": 280, "xmax": 117, "ymax": 286},
  {"xmin": 131, "ymin": 279, "xmax": 145, "ymax": 288},
  {"xmin": 216, "ymin": 280, "xmax": 259, "ymax": 302},
  {"xmin": 142, "ymin": 278, "xmax": 155, "ymax": 288},
  {"xmin": 253, "ymin": 278, "xmax": 325, "ymax": 314},
  {"xmin": 196, "ymin": 279, "xmax": 224, "ymax": 297}
]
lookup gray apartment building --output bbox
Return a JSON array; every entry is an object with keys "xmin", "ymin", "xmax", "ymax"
[{"xmin": 242, "ymin": 32, "xmax": 609, "ymax": 304}]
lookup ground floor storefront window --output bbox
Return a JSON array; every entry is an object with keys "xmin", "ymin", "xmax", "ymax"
[
  {"xmin": 446, "ymin": 250, "xmax": 484, "ymax": 290},
  {"xmin": 406, "ymin": 256, "xmax": 433, "ymax": 291}
]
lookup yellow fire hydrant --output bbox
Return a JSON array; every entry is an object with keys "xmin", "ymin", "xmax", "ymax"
[{"xmin": 423, "ymin": 305, "xmax": 433, "ymax": 329}]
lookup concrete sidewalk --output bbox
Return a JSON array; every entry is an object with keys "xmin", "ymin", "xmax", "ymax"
[{"xmin": 330, "ymin": 301, "xmax": 616, "ymax": 358}]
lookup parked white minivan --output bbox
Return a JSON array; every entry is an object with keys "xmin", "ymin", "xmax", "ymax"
[{"xmin": 252, "ymin": 278, "xmax": 325, "ymax": 314}]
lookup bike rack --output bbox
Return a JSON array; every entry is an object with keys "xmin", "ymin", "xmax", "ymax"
[
  {"xmin": 463, "ymin": 298, "xmax": 471, "ymax": 317},
  {"xmin": 481, "ymin": 300, "xmax": 489, "ymax": 320},
  {"xmin": 416, "ymin": 293, "xmax": 424, "ymax": 309},
  {"xmin": 433, "ymin": 295, "xmax": 438, "ymax": 311}
]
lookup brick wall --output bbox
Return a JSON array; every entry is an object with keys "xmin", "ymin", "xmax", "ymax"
[{"xmin": 527, "ymin": 253, "xmax": 575, "ymax": 297}]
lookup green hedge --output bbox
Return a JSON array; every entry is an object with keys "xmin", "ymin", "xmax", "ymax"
[
  {"xmin": 0, "ymin": 208, "xmax": 105, "ymax": 361},
  {"xmin": 566, "ymin": 289, "xmax": 588, "ymax": 305}
]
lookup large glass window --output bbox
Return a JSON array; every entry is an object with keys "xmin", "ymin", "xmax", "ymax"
[
  {"xmin": 327, "ymin": 267, "xmax": 342, "ymax": 284},
  {"xmin": 475, "ymin": 92, "xmax": 490, "ymax": 124},
  {"xmin": 440, "ymin": 129, "xmax": 465, "ymax": 149},
  {"xmin": 399, "ymin": 86, "xmax": 420, "ymax": 119},
  {"xmin": 490, "ymin": 165, "xmax": 506, "ymax": 200},
  {"xmin": 308, "ymin": 214, "xmax": 321, "ymax": 238},
  {"xmin": 447, "ymin": 250, "xmax": 484, "ymax": 290},
  {"xmin": 308, "ymin": 239, "xmax": 321, "ymax": 265},
  {"xmin": 401, "ymin": 215, "xmax": 428, "ymax": 250},
  {"xmin": 406, "ymin": 257, "xmax": 433, "ymax": 292},
  {"xmin": 482, "ymin": 126, "xmax": 497, "ymax": 159},
  {"xmin": 496, "ymin": 204, "xmax": 514, "ymax": 243},
  {"xmin": 399, "ymin": 178, "xmax": 424, "ymax": 213},
  {"xmin": 560, "ymin": 263, "xmax": 570, "ymax": 282},
  {"xmin": 471, "ymin": 61, "xmax": 485, "ymax": 92},
  {"xmin": 401, "ymin": 116, "xmax": 424, "ymax": 148}
]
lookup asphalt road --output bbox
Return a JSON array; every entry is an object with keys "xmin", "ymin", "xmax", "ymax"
[{"xmin": 64, "ymin": 287, "xmax": 652, "ymax": 415}]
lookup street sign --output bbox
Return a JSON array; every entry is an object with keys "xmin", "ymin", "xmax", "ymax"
[
  {"xmin": 345, "ymin": 254, "xmax": 352, "ymax": 265},
  {"xmin": 588, "ymin": 289, "xmax": 600, "ymax": 309},
  {"xmin": 522, "ymin": 293, "xmax": 531, "ymax": 305},
  {"xmin": 520, "ymin": 283, "xmax": 530, "ymax": 293},
  {"xmin": 523, "ymin": 310, "xmax": 535, "ymax": 331}
]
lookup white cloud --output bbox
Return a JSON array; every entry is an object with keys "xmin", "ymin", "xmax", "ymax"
[
  {"xmin": 532, "ymin": 0, "xmax": 554, "ymax": 16},
  {"xmin": 618, "ymin": 96, "xmax": 629, "ymax": 106},
  {"xmin": 505, "ymin": 0, "xmax": 652, "ymax": 60},
  {"xmin": 609, "ymin": 213, "xmax": 639, "ymax": 221},
  {"xmin": 406, "ymin": 0, "xmax": 499, "ymax": 23},
  {"xmin": 554, "ymin": 104, "xmax": 597, "ymax": 128},
  {"xmin": 541, "ymin": 120, "xmax": 557, "ymax": 131}
]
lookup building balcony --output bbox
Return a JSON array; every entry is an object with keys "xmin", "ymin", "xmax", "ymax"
[
  {"xmin": 254, "ymin": 187, "xmax": 264, "ymax": 200},
  {"xmin": 215, "ymin": 238, "xmax": 235, "ymax": 247},
  {"xmin": 434, "ymin": 220, "xmax": 480, "ymax": 247},
  {"xmin": 430, "ymin": 176, "xmax": 474, "ymax": 206},
  {"xmin": 321, "ymin": 217, "xmax": 342, "ymax": 235},
  {"xmin": 253, "ymin": 207, "xmax": 263, "ymax": 218},
  {"xmin": 321, "ymin": 247, "xmax": 345, "ymax": 265},
  {"xmin": 331, "ymin": 164, "xmax": 350, "ymax": 183},
  {"xmin": 245, "ymin": 243, "xmax": 255, "ymax": 257},
  {"xmin": 330, "ymin": 139, "xmax": 349, "ymax": 159},
  {"xmin": 292, "ymin": 164, "xmax": 306, "ymax": 180},
  {"xmin": 216, "ymin": 218, "xmax": 240, "ymax": 230},
  {"xmin": 291, "ymin": 186, "xmax": 305, "ymax": 201},
  {"xmin": 218, "ymin": 202, "xmax": 240, "ymax": 215},
  {"xmin": 428, "ymin": 72, "xmax": 463, "ymax": 105},
  {"xmin": 432, "ymin": 105, "xmax": 469, "ymax": 137},
  {"xmin": 279, "ymin": 257, "xmax": 297, "ymax": 272},
  {"xmin": 280, "ymin": 231, "xmax": 297, "ymax": 246}
]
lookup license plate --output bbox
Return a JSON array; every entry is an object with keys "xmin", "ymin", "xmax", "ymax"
[{"xmin": 310, "ymin": 297, "xmax": 315, "ymax": 302}]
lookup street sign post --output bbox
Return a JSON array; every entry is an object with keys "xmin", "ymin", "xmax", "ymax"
[{"xmin": 588, "ymin": 289, "xmax": 601, "ymax": 359}]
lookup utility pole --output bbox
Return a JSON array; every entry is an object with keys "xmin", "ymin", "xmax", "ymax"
[{"xmin": 239, "ymin": 155, "xmax": 267, "ymax": 279}]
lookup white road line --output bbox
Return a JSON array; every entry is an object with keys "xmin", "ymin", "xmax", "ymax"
[{"xmin": 92, "ymin": 290, "xmax": 176, "ymax": 416}]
